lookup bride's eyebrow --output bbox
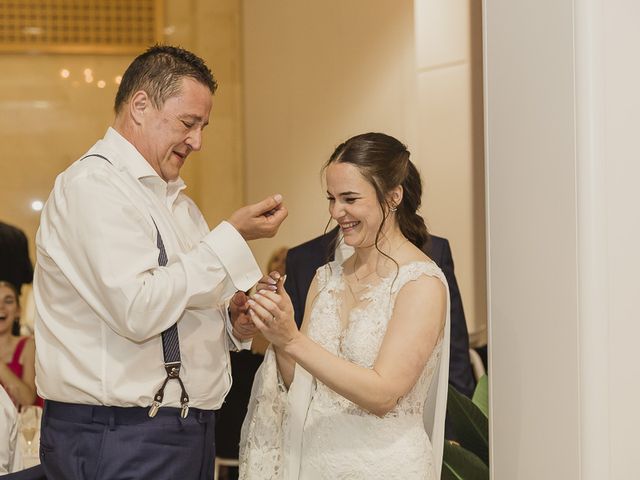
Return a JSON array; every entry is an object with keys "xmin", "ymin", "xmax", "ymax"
[{"xmin": 326, "ymin": 191, "xmax": 361, "ymax": 197}]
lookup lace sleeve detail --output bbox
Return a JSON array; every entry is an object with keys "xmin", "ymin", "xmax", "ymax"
[
  {"xmin": 314, "ymin": 261, "xmax": 341, "ymax": 291},
  {"xmin": 391, "ymin": 261, "xmax": 448, "ymax": 297},
  {"xmin": 239, "ymin": 347, "xmax": 287, "ymax": 479}
]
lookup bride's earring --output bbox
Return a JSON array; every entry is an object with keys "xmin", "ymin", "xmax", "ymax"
[{"xmin": 390, "ymin": 204, "xmax": 397, "ymax": 213}]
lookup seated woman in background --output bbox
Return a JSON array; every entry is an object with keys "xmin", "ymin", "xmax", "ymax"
[{"xmin": 0, "ymin": 281, "xmax": 38, "ymax": 407}]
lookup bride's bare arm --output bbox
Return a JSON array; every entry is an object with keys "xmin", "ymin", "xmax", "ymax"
[{"xmin": 249, "ymin": 274, "xmax": 446, "ymax": 417}]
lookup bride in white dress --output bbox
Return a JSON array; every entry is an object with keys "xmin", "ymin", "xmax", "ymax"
[{"xmin": 240, "ymin": 133, "xmax": 450, "ymax": 479}]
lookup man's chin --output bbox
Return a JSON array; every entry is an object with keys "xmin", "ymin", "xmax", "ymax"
[{"xmin": 161, "ymin": 166, "xmax": 182, "ymax": 182}]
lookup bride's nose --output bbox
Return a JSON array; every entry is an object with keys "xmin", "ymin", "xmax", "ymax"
[{"xmin": 329, "ymin": 201, "xmax": 345, "ymax": 220}]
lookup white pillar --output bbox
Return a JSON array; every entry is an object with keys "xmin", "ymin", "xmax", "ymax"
[
  {"xmin": 485, "ymin": 0, "xmax": 640, "ymax": 478},
  {"xmin": 574, "ymin": 0, "xmax": 610, "ymax": 478}
]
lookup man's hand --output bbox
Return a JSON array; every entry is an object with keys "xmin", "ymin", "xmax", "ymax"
[
  {"xmin": 255, "ymin": 271, "xmax": 281, "ymax": 293},
  {"xmin": 229, "ymin": 291, "xmax": 258, "ymax": 341},
  {"xmin": 228, "ymin": 194, "xmax": 288, "ymax": 240}
]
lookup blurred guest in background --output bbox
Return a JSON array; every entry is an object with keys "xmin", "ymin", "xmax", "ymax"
[
  {"xmin": 266, "ymin": 246, "xmax": 288, "ymax": 277},
  {"xmin": 0, "ymin": 221, "xmax": 34, "ymax": 337},
  {"xmin": 0, "ymin": 222, "xmax": 34, "ymax": 297},
  {"xmin": 0, "ymin": 281, "xmax": 37, "ymax": 408}
]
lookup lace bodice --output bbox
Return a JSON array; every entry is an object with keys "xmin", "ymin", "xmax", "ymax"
[
  {"xmin": 307, "ymin": 260, "xmax": 443, "ymax": 419},
  {"xmin": 240, "ymin": 260, "xmax": 449, "ymax": 480}
]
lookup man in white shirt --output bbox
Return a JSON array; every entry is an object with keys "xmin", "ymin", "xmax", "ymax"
[{"xmin": 34, "ymin": 45, "xmax": 287, "ymax": 480}]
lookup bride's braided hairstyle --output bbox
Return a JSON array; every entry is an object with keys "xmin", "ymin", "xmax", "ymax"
[{"xmin": 323, "ymin": 132, "xmax": 430, "ymax": 251}]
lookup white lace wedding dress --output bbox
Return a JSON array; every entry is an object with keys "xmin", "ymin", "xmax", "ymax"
[{"xmin": 240, "ymin": 260, "xmax": 450, "ymax": 480}]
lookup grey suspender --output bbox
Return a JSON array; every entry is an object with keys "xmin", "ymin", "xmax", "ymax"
[
  {"xmin": 81, "ymin": 154, "xmax": 190, "ymax": 418},
  {"xmin": 148, "ymin": 220, "xmax": 189, "ymax": 418}
]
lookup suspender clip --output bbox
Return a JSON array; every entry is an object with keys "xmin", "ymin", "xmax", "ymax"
[
  {"xmin": 148, "ymin": 401, "xmax": 161, "ymax": 418},
  {"xmin": 148, "ymin": 375, "xmax": 169, "ymax": 418},
  {"xmin": 178, "ymin": 377, "xmax": 190, "ymax": 418}
]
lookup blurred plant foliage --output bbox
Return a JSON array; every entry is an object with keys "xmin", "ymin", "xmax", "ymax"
[{"xmin": 442, "ymin": 375, "xmax": 489, "ymax": 480}]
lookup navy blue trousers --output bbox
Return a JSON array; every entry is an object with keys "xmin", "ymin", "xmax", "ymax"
[{"xmin": 39, "ymin": 401, "xmax": 216, "ymax": 480}]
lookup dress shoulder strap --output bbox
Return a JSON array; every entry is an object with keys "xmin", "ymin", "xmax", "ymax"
[
  {"xmin": 11, "ymin": 337, "xmax": 29, "ymax": 365},
  {"xmin": 391, "ymin": 260, "xmax": 447, "ymax": 295},
  {"xmin": 314, "ymin": 260, "xmax": 343, "ymax": 291}
]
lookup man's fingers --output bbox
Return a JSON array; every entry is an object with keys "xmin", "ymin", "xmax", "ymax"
[
  {"xmin": 267, "ymin": 205, "xmax": 288, "ymax": 222},
  {"xmin": 252, "ymin": 194, "xmax": 283, "ymax": 216},
  {"xmin": 231, "ymin": 291, "xmax": 248, "ymax": 306},
  {"xmin": 268, "ymin": 271, "xmax": 281, "ymax": 282}
]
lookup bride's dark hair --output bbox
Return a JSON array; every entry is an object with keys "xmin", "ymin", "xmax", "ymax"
[{"xmin": 323, "ymin": 132, "xmax": 429, "ymax": 252}]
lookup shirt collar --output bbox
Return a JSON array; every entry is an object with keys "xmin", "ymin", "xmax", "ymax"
[{"xmin": 103, "ymin": 127, "xmax": 187, "ymax": 206}]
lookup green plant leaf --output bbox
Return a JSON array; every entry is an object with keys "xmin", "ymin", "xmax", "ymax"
[
  {"xmin": 472, "ymin": 375, "xmax": 488, "ymax": 418},
  {"xmin": 447, "ymin": 384, "xmax": 489, "ymax": 464},
  {"xmin": 442, "ymin": 440, "xmax": 489, "ymax": 480}
]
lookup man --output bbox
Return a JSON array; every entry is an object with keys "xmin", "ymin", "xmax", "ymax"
[
  {"xmin": 34, "ymin": 45, "xmax": 286, "ymax": 480},
  {"xmin": 0, "ymin": 221, "xmax": 34, "ymax": 295},
  {"xmin": 284, "ymin": 227, "xmax": 476, "ymax": 398}
]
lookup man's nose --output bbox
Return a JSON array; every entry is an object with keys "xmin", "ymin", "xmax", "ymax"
[{"xmin": 186, "ymin": 129, "xmax": 203, "ymax": 151}]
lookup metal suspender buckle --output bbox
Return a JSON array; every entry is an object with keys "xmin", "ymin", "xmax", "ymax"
[{"xmin": 147, "ymin": 361, "xmax": 189, "ymax": 418}]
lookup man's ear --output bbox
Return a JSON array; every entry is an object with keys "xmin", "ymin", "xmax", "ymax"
[{"xmin": 129, "ymin": 90, "xmax": 150, "ymax": 125}]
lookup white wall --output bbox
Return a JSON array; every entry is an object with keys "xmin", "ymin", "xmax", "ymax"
[
  {"xmin": 596, "ymin": 2, "xmax": 640, "ymax": 478},
  {"xmin": 485, "ymin": 0, "xmax": 640, "ymax": 478},
  {"xmin": 413, "ymin": 0, "xmax": 486, "ymax": 334},
  {"xmin": 242, "ymin": 0, "xmax": 486, "ymax": 334},
  {"xmin": 242, "ymin": 0, "xmax": 418, "ymax": 270}
]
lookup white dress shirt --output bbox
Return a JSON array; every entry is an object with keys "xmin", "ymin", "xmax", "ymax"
[
  {"xmin": 0, "ymin": 386, "xmax": 21, "ymax": 473},
  {"xmin": 34, "ymin": 127, "xmax": 262, "ymax": 410}
]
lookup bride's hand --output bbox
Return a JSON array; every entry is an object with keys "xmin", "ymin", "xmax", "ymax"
[{"xmin": 248, "ymin": 276, "xmax": 300, "ymax": 348}]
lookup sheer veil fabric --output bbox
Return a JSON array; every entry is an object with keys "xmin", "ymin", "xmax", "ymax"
[{"xmin": 239, "ymin": 262, "xmax": 450, "ymax": 479}]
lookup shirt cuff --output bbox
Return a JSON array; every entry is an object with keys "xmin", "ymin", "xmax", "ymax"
[
  {"xmin": 202, "ymin": 221, "xmax": 262, "ymax": 292},
  {"xmin": 224, "ymin": 300, "xmax": 253, "ymax": 351}
]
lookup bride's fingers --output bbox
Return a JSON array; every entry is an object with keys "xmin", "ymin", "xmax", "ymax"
[
  {"xmin": 251, "ymin": 292, "xmax": 281, "ymax": 315},
  {"xmin": 249, "ymin": 309, "xmax": 268, "ymax": 331},
  {"xmin": 256, "ymin": 290, "xmax": 286, "ymax": 310},
  {"xmin": 276, "ymin": 275, "xmax": 291, "ymax": 300},
  {"xmin": 248, "ymin": 296, "xmax": 276, "ymax": 322},
  {"xmin": 254, "ymin": 290, "xmax": 281, "ymax": 305}
]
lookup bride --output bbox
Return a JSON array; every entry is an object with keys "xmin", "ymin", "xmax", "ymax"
[{"xmin": 240, "ymin": 132, "xmax": 450, "ymax": 479}]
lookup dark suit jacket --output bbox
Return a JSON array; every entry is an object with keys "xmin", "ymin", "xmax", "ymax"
[
  {"xmin": 0, "ymin": 221, "xmax": 34, "ymax": 294},
  {"xmin": 284, "ymin": 227, "xmax": 476, "ymax": 398}
]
